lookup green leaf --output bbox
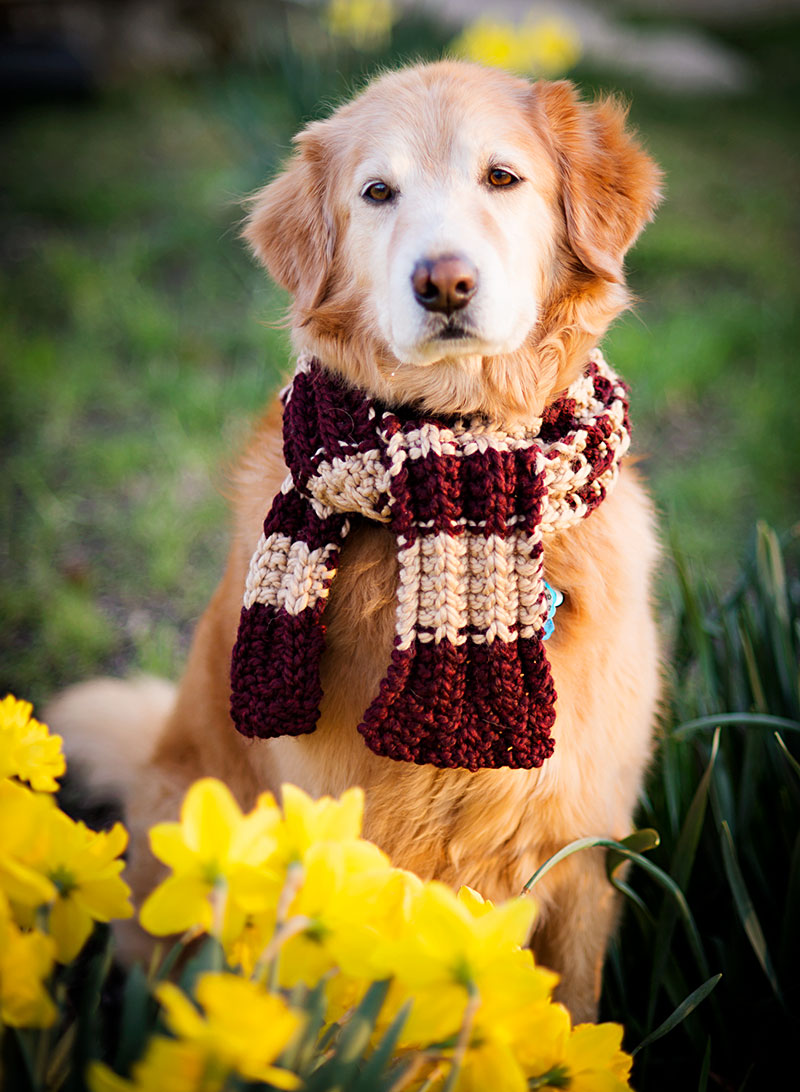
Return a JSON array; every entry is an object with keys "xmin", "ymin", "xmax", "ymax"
[
  {"xmin": 774, "ymin": 732, "xmax": 800, "ymax": 781},
  {"xmin": 5, "ymin": 1028, "xmax": 37, "ymax": 1092},
  {"xmin": 609, "ymin": 875, "xmax": 652, "ymax": 919},
  {"xmin": 719, "ymin": 820, "xmax": 783, "ymax": 1002},
  {"xmin": 779, "ymin": 833, "xmax": 800, "ymax": 983},
  {"xmin": 647, "ymin": 730, "xmax": 719, "ymax": 1028},
  {"xmin": 352, "ymin": 1000, "xmax": 412, "ymax": 1092},
  {"xmin": 303, "ymin": 979, "xmax": 392, "ymax": 1092},
  {"xmin": 755, "ymin": 522, "xmax": 798, "ymax": 716},
  {"xmin": 672, "ymin": 713, "xmax": 800, "ymax": 741},
  {"xmin": 633, "ymin": 974, "xmax": 722, "ymax": 1056},
  {"xmin": 698, "ymin": 1037, "xmax": 712, "ymax": 1092},
  {"xmin": 277, "ymin": 980, "xmax": 328, "ymax": 1079},
  {"xmin": 66, "ymin": 926, "xmax": 114, "ymax": 1092},
  {"xmin": 523, "ymin": 835, "xmax": 710, "ymax": 981},
  {"xmin": 177, "ymin": 935, "xmax": 226, "ymax": 996},
  {"xmin": 606, "ymin": 829, "xmax": 660, "ymax": 880},
  {"xmin": 114, "ymin": 963, "xmax": 154, "ymax": 1076},
  {"xmin": 150, "ymin": 936, "xmax": 191, "ymax": 985}
]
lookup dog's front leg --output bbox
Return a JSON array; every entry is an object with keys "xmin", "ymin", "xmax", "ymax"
[{"xmin": 531, "ymin": 847, "xmax": 623, "ymax": 1023}]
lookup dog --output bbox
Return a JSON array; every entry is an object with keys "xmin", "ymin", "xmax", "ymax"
[{"xmin": 46, "ymin": 61, "xmax": 662, "ymax": 1022}]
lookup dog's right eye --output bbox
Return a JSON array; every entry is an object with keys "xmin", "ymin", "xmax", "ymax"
[{"xmin": 361, "ymin": 181, "xmax": 394, "ymax": 203}]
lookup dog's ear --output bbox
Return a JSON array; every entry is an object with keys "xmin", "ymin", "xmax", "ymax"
[
  {"xmin": 534, "ymin": 81, "xmax": 662, "ymax": 283},
  {"xmin": 242, "ymin": 123, "xmax": 335, "ymax": 312}
]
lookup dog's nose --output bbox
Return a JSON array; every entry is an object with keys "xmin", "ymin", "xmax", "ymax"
[{"xmin": 411, "ymin": 255, "xmax": 478, "ymax": 313}]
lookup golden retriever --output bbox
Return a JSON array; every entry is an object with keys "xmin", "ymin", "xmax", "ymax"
[{"xmin": 47, "ymin": 61, "xmax": 662, "ymax": 1022}]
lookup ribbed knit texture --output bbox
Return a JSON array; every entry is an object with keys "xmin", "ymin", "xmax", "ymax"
[{"xmin": 230, "ymin": 349, "xmax": 630, "ymax": 770}]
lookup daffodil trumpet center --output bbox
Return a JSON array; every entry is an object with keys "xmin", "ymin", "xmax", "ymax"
[
  {"xmin": 528, "ymin": 1064, "xmax": 571, "ymax": 1089},
  {"xmin": 48, "ymin": 865, "xmax": 77, "ymax": 898}
]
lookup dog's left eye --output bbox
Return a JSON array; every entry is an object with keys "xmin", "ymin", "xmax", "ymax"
[
  {"xmin": 361, "ymin": 181, "xmax": 395, "ymax": 203},
  {"xmin": 487, "ymin": 167, "xmax": 520, "ymax": 188}
]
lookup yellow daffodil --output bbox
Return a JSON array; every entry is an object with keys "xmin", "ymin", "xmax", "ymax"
[
  {"xmin": 453, "ymin": 16, "xmax": 581, "ymax": 78},
  {"xmin": 227, "ymin": 836, "xmax": 400, "ymax": 984},
  {"xmin": 0, "ymin": 694, "xmax": 65, "ymax": 792},
  {"xmin": 315, "ymin": 866, "xmax": 424, "ymax": 1024},
  {"xmin": 276, "ymin": 839, "xmax": 393, "ymax": 986},
  {"xmin": 89, "ymin": 1037, "xmax": 224, "ymax": 1092},
  {"xmin": 226, "ymin": 784, "xmax": 372, "ymax": 967},
  {"xmin": 0, "ymin": 777, "xmax": 131, "ymax": 961},
  {"xmin": 33, "ymin": 810, "xmax": 134, "ymax": 962},
  {"xmin": 156, "ymin": 972, "xmax": 302, "ymax": 1089},
  {"xmin": 383, "ymin": 880, "xmax": 538, "ymax": 991},
  {"xmin": 493, "ymin": 1003, "xmax": 633, "ymax": 1090},
  {"xmin": 275, "ymin": 783, "xmax": 365, "ymax": 865},
  {"xmin": 326, "ymin": 0, "xmax": 395, "ymax": 50},
  {"xmin": 375, "ymin": 881, "xmax": 549, "ymax": 1046},
  {"xmin": 139, "ymin": 779, "xmax": 280, "ymax": 943},
  {"xmin": 454, "ymin": 1039, "xmax": 529, "ymax": 1092},
  {"xmin": 455, "ymin": 884, "xmax": 495, "ymax": 918},
  {"xmin": 0, "ymin": 778, "xmax": 58, "ymax": 907},
  {"xmin": 561, "ymin": 1022, "xmax": 633, "ymax": 1092},
  {"xmin": 0, "ymin": 893, "xmax": 57, "ymax": 1027}
]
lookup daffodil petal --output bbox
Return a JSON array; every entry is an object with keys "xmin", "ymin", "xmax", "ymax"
[
  {"xmin": 473, "ymin": 895, "xmax": 537, "ymax": 951},
  {"xmin": 139, "ymin": 875, "xmax": 211, "ymax": 936},
  {"xmin": 457, "ymin": 885, "xmax": 493, "ymax": 917},
  {"xmin": 460, "ymin": 1040, "xmax": 529, "ymax": 1092},
  {"xmin": 75, "ymin": 875, "xmax": 133, "ymax": 921},
  {"xmin": 228, "ymin": 865, "xmax": 280, "ymax": 914},
  {"xmin": 87, "ymin": 1061, "xmax": 135, "ymax": 1092},
  {"xmin": 149, "ymin": 822, "xmax": 196, "ymax": 871},
  {"xmin": 50, "ymin": 895, "xmax": 94, "ymax": 962},
  {"xmin": 258, "ymin": 1066, "xmax": 301, "ymax": 1090},
  {"xmin": 97, "ymin": 821, "xmax": 128, "ymax": 860},
  {"xmin": 230, "ymin": 806, "xmax": 280, "ymax": 866},
  {"xmin": 0, "ymin": 856, "xmax": 56, "ymax": 907},
  {"xmin": 567, "ymin": 1022, "xmax": 630, "ymax": 1080},
  {"xmin": 0, "ymin": 925, "xmax": 57, "ymax": 1027},
  {"xmin": 156, "ymin": 981, "xmax": 208, "ymax": 1040},
  {"xmin": 181, "ymin": 778, "xmax": 243, "ymax": 858}
]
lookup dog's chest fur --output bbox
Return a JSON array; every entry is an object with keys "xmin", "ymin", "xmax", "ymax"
[{"xmin": 237, "ymin": 409, "xmax": 659, "ymax": 898}]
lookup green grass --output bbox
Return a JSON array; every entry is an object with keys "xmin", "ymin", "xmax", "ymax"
[
  {"xmin": 0, "ymin": 77, "xmax": 291, "ymax": 700},
  {"xmin": 604, "ymin": 80, "xmax": 800, "ymax": 565}
]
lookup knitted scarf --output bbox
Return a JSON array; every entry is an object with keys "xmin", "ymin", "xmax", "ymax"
[{"xmin": 230, "ymin": 349, "xmax": 630, "ymax": 771}]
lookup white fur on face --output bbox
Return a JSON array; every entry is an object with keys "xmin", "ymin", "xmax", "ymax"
[{"xmin": 344, "ymin": 121, "xmax": 559, "ymax": 368}]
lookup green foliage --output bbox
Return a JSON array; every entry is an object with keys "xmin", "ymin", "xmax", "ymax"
[
  {"xmin": 600, "ymin": 523, "xmax": 800, "ymax": 1090},
  {"xmin": 1, "ymin": 938, "xmax": 415, "ymax": 1092}
]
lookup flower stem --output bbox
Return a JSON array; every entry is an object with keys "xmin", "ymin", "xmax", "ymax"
[
  {"xmin": 208, "ymin": 882, "xmax": 229, "ymax": 971},
  {"xmin": 391, "ymin": 1055, "xmax": 442, "ymax": 1092},
  {"xmin": 441, "ymin": 984, "xmax": 480, "ymax": 1092},
  {"xmin": 254, "ymin": 861, "xmax": 304, "ymax": 990}
]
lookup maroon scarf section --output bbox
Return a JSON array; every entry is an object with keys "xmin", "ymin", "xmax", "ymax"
[
  {"xmin": 230, "ymin": 359, "xmax": 626, "ymax": 770},
  {"xmin": 230, "ymin": 487, "xmax": 350, "ymax": 746}
]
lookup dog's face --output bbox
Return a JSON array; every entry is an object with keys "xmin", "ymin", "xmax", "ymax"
[
  {"xmin": 339, "ymin": 86, "xmax": 560, "ymax": 368},
  {"xmin": 245, "ymin": 63, "xmax": 661, "ymax": 420}
]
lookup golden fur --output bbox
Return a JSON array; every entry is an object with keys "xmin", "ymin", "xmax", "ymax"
[{"xmin": 46, "ymin": 62, "xmax": 662, "ymax": 1022}]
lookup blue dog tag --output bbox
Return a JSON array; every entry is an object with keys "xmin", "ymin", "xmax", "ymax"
[{"xmin": 542, "ymin": 581, "xmax": 564, "ymax": 641}]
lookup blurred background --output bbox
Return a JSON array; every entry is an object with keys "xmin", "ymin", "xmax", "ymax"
[{"xmin": 1, "ymin": 0, "xmax": 798, "ymax": 702}]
